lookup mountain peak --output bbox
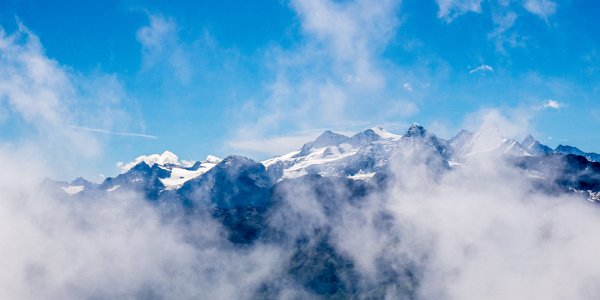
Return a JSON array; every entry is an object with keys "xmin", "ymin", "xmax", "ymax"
[
  {"xmin": 350, "ymin": 129, "xmax": 381, "ymax": 146},
  {"xmin": 521, "ymin": 134, "xmax": 552, "ymax": 156},
  {"xmin": 555, "ymin": 144, "xmax": 584, "ymax": 155},
  {"xmin": 452, "ymin": 129, "xmax": 474, "ymax": 140},
  {"xmin": 521, "ymin": 134, "xmax": 536, "ymax": 147},
  {"xmin": 404, "ymin": 123, "xmax": 427, "ymax": 137},
  {"xmin": 310, "ymin": 130, "xmax": 350, "ymax": 148},
  {"xmin": 71, "ymin": 176, "xmax": 90, "ymax": 186}
]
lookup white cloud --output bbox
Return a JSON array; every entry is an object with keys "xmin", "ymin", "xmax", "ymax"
[
  {"xmin": 523, "ymin": 0, "xmax": 557, "ymax": 19},
  {"xmin": 543, "ymin": 99, "xmax": 562, "ymax": 110},
  {"xmin": 227, "ymin": 0, "xmax": 403, "ymax": 155},
  {"xmin": 469, "ymin": 64, "xmax": 495, "ymax": 75},
  {"xmin": 436, "ymin": 0, "xmax": 484, "ymax": 22},
  {"xmin": 116, "ymin": 150, "xmax": 192, "ymax": 172},
  {"xmin": 463, "ymin": 108, "xmax": 533, "ymax": 139},
  {"xmin": 488, "ymin": 11, "xmax": 523, "ymax": 53},
  {"xmin": 403, "ymin": 82, "xmax": 414, "ymax": 92},
  {"xmin": 137, "ymin": 14, "xmax": 191, "ymax": 83},
  {"xmin": 0, "ymin": 25, "xmax": 71, "ymax": 127},
  {"xmin": 0, "ymin": 23, "xmax": 134, "ymax": 170},
  {"xmin": 291, "ymin": 0, "xmax": 400, "ymax": 87}
]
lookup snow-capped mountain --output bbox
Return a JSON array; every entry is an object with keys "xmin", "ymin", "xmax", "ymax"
[
  {"xmin": 261, "ymin": 124, "xmax": 457, "ymax": 182},
  {"xmin": 262, "ymin": 126, "xmax": 402, "ymax": 181},
  {"xmin": 449, "ymin": 126, "xmax": 531, "ymax": 158},
  {"xmin": 40, "ymin": 123, "xmax": 600, "ymax": 296},
  {"xmin": 109, "ymin": 150, "xmax": 223, "ymax": 191},
  {"xmin": 554, "ymin": 145, "xmax": 600, "ymax": 163},
  {"xmin": 521, "ymin": 134, "xmax": 553, "ymax": 156},
  {"xmin": 54, "ymin": 152, "xmax": 222, "ymax": 198},
  {"xmin": 50, "ymin": 124, "xmax": 600, "ymax": 205},
  {"xmin": 42, "ymin": 177, "xmax": 99, "ymax": 196}
]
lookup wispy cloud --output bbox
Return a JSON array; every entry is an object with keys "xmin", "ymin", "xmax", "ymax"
[
  {"xmin": 488, "ymin": 11, "xmax": 522, "ymax": 53},
  {"xmin": 227, "ymin": 130, "xmax": 325, "ymax": 157},
  {"xmin": 67, "ymin": 125, "xmax": 158, "ymax": 139},
  {"xmin": 436, "ymin": 0, "xmax": 483, "ymax": 22},
  {"xmin": 469, "ymin": 64, "xmax": 494, "ymax": 75},
  {"xmin": 0, "ymin": 21, "xmax": 133, "ymax": 174},
  {"xmin": 227, "ymin": 0, "xmax": 403, "ymax": 155},
  {"xmin": 137, "ymin": 14, "xmax": 191, "ymax": 83},
  {"xmin": 543, "ymin": 99, "xmax": 562, "ymax": 110},
  {"xmin": 523, "ymin": 0, "xmax": 557, "ymax": 19}
]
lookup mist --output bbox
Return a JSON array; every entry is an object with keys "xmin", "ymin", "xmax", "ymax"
[
  {"xmin": 2, "ymin": 1, "xmax": 600, "ymax": 299},
  {"xmin": 2, "ymin": 120, "xmax": 600, "ymax": 299}
]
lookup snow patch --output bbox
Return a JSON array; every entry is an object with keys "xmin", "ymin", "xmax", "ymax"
[
  {"xmin": 160, "ymin": 155, "xmax": 222, "ymax": 190},
  {"xmin": 348, "ymin": 172, "xmax": 376, "ymax": 181},
  {"xmin": 371, "ymin": 127, "xmax": 401, "ymax": 140},
  {"xmin": 61, "ymin": 185, "xmax": 84, "ymax": 195},
  {"xmin": 106, "ymin": 185, "xmax": 120, "ymax": 192}
]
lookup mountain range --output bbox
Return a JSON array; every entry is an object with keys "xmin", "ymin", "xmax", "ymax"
[
  {"xmin": 47, "ymin": 124, "xmax": 600, "ymax": 202},
  {"xmin": 41, "ymin": 124, "xmax": 600, "ymax": 297}
]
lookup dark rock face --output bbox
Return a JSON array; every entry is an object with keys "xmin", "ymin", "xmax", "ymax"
[
  {"xmin": 521, "ymin": 135, "xmax": 553, "ymax": 156},
  {"xmin": 100, "ymin": 162, "xmax": 169, "ymax": 200},
  {"xmin": 554, "ymin": 145, "xmax": 600, "ymax": 163},
  {"xmin": 288, "ymin": 231, "xmax": 359, "ymax": 296},
  {"xmin": 212, "ymin": 205, "xmax": 267, "ymax": 244},
  {"xmin": 512, "ymin": 153, "xmax": 600, "ymax": 193},
  {"xmin": 178, "ymin": 155, "xmax": 272, "ymax": 210}
]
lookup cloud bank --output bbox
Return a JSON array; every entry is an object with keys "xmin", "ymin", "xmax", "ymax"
[{"xmin": 2, "ymin": 102, "xmax": 600, "ymax": 299}]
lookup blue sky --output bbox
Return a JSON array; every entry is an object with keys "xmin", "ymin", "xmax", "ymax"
[{"xmin": 0, "ymin": 0, "xmax": 599, "ymax": 180}]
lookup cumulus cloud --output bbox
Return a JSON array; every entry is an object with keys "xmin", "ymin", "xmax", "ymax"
[
  {"xmin": 523, "ymin": 0, "xmax": 558, "ymax": 19},
  {"xmin": 543, "ymin": 99, "xmax": 562, "ymax": 110},
  {"xmin": 115, "ymin": 150, "xmax": 195, "ymax": 172},
  {"xmin": 436, "ymin": 0, "xmax": 484, "ymax": 22},
  {"xmin": 381, "ymin": 153, "xmax": 600, "ymax": 299}
]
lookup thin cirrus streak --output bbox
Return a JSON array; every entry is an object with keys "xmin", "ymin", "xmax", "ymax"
[{"xmin": 67, "ymin": 125, "xmax": 158, "ymax": 139}]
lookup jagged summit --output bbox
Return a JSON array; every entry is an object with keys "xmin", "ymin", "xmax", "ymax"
[
  {"xmin": 350, "ymin": 128, "xmax": 382, "ymax": 146},
  {"xmin": 70, "ymin": 177, "xmax": 90, "ymax": 186},
  {"xmin": 521, "ymin": 134, "xmax": 536, "ymax": 146},
  {"xmin": 555, "ymin": 144, "xmax": 584, "ymax": 155},
  {"xmin": 521, "ymin": 135, "xmax": 552, "ymax": 156},
  {"xmin": 404, "ymin": 123, "xmax": 427, "ymax": 137},
  {"xmin": 448, "ymin": 126, "xmax": 531, "ymax": 157},
  {"xmin": 54, "ymin": 124, "xmax": 600, "ymax": 199}
]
